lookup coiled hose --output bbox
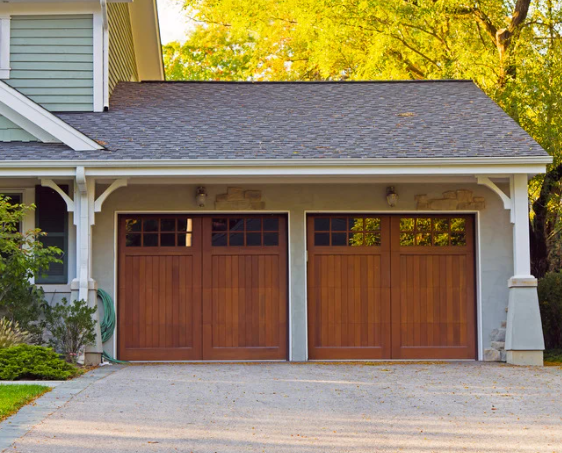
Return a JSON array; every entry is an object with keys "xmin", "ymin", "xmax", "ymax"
[{"xmin": 98, "ymin": 288, "xmax": 128, "ymax": 364}]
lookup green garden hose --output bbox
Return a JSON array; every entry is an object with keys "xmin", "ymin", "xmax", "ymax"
[{"xmin": 97, "ymin": 288, "xmax": 128, "ymax": 364}]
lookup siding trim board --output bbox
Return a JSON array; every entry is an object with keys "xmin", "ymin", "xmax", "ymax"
[{"xmin": 7, "ymin": 14, "xmax": 94, "ymax": 112}]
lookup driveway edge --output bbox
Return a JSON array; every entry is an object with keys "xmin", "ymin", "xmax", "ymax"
[{"xmin": 0, "ymin": 365, "xmax": 124, "ymax": 452}]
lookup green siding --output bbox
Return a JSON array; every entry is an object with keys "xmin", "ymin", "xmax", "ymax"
[
  {"xmin": 108, "ymin": 3, "xmax": 137, "ymax": 95},
  {"xmin": 0, "ymin": 115, "xmax": 38, "ymax": 142},
  {"xmin": 7, "ymin": 15, "xmax": 94, "ymax": 112}
]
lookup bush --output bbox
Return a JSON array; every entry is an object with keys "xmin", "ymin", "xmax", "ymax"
[
  {"xmin": 538, "ymin": 271, "xmax": 562, "ymax": 349},
  {"xmin": 0, "ymin": 344, "xmax": 79, "ymax": 380},
  {"xmin": 0, "ymin": 318, "xmax": 32, "ymax": 348},
  {"xmin": 42, "ymin": 298, "xmax": 97, "ymax": 364},
  {"xmin": 0, "ymin": 285, "xmax": 46, "ymax": 343}
]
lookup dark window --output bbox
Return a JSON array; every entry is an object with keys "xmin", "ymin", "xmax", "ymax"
[
  {"xmin": 313, "ymin": 215, "xmax": 382, "ymax": 247},
  {"xmin": 212, "ymin": 216, "xmax": 280, "ymax": 247},
  {"xmin": 35, "ymin": 185, "xmax": 68, "ymax": 284}
]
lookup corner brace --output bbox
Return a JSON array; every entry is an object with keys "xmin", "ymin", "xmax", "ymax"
[
  {"xmin": 40, "ymin": 179, "xmax": 75, "ymax": 212},
  {"xmin": 477, "ymin": 176, "xmax": 514, "ymax": 223},
  {"xmin": 94, "ymin": 179, "xmax": 128, "ymax": 213}
]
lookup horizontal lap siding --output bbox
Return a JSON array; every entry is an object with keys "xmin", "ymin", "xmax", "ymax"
[
  {"xmin": 0, "ymin": 115, "xmax": 37, "ymax": 142},
  {"xmin": 8, "ymin": 15, "xmax": 94, "ymax": 112},
  {"xmin": 108, "ymin": 3, "xmax": 138, "ymax": 96}
]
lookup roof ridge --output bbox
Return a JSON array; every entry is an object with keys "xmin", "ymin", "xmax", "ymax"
[{"xmin": 134, "ymin": 79, "xmax": 474, "ymax": 85}]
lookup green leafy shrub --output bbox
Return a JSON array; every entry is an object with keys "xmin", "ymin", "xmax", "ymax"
[
  {"xmin": 538, "ymin": 272, "xmax": 562, "ymax": 349},
  {"xmin": 42, "ymin": 298, "xmax": 97, "ymax": 363},
  {"xmin": 0, "ymin": 318, "xmax": 32, "ymax": 348},
  {"xmin": 0, "ymin": 344, "xmax": 78, "ymax": 380}
]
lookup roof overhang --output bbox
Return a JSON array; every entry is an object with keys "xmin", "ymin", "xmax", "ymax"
[
  {"xmin": 0, "ymin": 156, "xmax": 551, "ymax": 178},
  {"xmin": 0, "ymin": 81, "xmax": 103, "ymax": 151}
]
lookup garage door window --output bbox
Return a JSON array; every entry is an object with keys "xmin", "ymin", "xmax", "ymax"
[
  {"xmin": 399, "ymin": 217, "xmax": 467, "ymax": 246},
  {"xmin": 125, "ymin": 217, "xmax": 193, "ymax": 247},
  {"xmin": 313, "ymin": 215, "xmax": 381, "ymax": 247},
  {"xmin": 211, "ymin": 216, "xmax": 279, "ymax": 246}
]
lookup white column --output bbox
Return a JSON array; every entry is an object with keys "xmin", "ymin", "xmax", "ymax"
[{"xmin": 512, "ymin": 174, "xmax": 533, "ymax": 279}]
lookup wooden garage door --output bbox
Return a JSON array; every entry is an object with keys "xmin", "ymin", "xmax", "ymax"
[
  {"xmin": 307, "ymin": 214, "xmax": 476, "ymax": 360},
  {"xmin": 118, "ymin": 214, "xmax": 288, "ymax": 361}
]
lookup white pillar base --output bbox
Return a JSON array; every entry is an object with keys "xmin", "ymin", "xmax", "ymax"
[
  {"xmin": 506, "ymin": 350, "xmax": 543, "ymax": 366},
  {"xmin": 84, "ymin": 352, "xmax": 103, "ymax": 366}
]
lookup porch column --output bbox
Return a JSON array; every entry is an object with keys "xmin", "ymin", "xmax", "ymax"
[
  {"xmin": 69, "ymin": 168, "xmax": 103, "ymax": 366},
  {"xmin": 505, "ymin": 174, "xmax": 545, "ymax": 365}
]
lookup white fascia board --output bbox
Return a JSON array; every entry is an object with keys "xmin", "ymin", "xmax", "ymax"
[
  {"xmin": 0, "ymin": 82, "xmax": 103, "ymax": 151},
  {"xmin": 0, "ymin": 156, "xmax": 551, "ymax": 178}
]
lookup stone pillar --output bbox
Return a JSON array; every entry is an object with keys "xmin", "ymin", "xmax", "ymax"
[{"xmin": 505, "ymin": 175, "xmax": 544, "ymax": 366}]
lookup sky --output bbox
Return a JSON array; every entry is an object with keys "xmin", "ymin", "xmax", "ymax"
[{"xmin": 156, "ymin": 0, "xmax": 195, "ymax": 44}]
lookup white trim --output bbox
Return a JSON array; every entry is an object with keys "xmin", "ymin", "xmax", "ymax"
[
  {"xmin": 94, "ymin": 178, "xmax": 128, "ymax": 213},
  {"xmin": 0, "ymin": 15, "xmax": 11, "ymax": 79},
  {"xmin": 477, "ymin": 176, "xmax": 514, "ymax": 223},
  {"xmin": 40, "ymin": 179, "xmax": 75, "ymax": 211},
  {"xmin": 92, "ymin": 11, "xmax": 104, "ymax": 112},
  {"xmin": 476, "ymin": 211, "xmax": 483, "ymax": 360},
  {"xmin": 0, "ymin": 81, "xmax": 103, "ymax": 150},
  {"xmin": 512, "ymin": 174, "xmax": 533, "ymax": 279}
]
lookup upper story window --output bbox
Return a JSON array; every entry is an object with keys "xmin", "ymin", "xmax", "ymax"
[{"xmin": 0, "ymin": 16, "xmax": 10, "ymax": 79}]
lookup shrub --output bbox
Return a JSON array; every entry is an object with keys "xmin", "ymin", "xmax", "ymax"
[
  {"xmin": 0, "ymin": 285, "xmax": 46, "ymax": 343},
  {"xmin": 538, "ymin": 271, "xmax": 562, "ymax": 349},
  {"xmin": 42, "ymin": 298, "xmax": 97, "ymax": 364},
  {"xmin": 0, "ymin": 344, "xmax": 78, "ymax": 380},
  {"xmin": 0, "ymin": 318, "xmax": 32, "ymax": 348}
]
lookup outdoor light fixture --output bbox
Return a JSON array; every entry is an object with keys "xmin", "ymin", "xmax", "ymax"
[
  {"xmin": 196, "ymin": 186, "xmax": 207, "ymax": 208},
  {"xmin": 386, "ymin": 186, "xmax": 398, "ymax": 207}
]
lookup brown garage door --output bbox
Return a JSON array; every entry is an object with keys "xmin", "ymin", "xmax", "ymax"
[
  {"xmin": 118, "ymin": 214, "xmax": 288, "ymax": 361},
  {"xmin": 307, "ymin": 214, "xmax": 476, "ymax": 360}
]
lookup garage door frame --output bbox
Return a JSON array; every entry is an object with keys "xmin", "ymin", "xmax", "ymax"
[
  {"xmin": 304, "ymin": 211, "xmax": 481, "ymax": 361},
  {"xmin": 114, "ymin": 210, "xmax": 291, "ymax": 361}
]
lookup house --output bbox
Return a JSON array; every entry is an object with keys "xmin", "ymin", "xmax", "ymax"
[{"xmin": 0, "ymin": 0, "xmax": 551, "ymax": 366}]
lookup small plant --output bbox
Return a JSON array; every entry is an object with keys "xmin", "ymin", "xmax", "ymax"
[
  {"xmin": 42, "ymin": 298, "xmax": 97, "ymax": 364},
  {"xmin": 0, "ymin": 318, "xmax": 32, "ymax": 349},
  {"xmin": 538, "ymin": 271, "xmax": 562, "ymax": 349},
  {"xmin": 0, "ymin": 344, "xmax": 78, "ymax": 380}
]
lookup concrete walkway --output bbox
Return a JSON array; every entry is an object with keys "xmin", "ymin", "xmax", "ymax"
[{"xmin": 4, "ymin": 362, "xmax": 562, "ymax": 452}]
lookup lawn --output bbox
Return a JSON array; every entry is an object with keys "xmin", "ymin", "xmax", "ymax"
[{"xmin": 0, "ymin": 385, "xmax": 51, "ymax": 422}]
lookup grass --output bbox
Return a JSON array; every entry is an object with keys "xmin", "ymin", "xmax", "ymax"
[
  {"xmin": 0, "ymin": 385, "xmax": 51, "ymax": 422},
  {"xmin": 544, "ymin": 349, "xmax": 562, "ymax": 366}
]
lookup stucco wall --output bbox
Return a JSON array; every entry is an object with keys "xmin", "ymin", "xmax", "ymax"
[{"xmin": 92, "ymin": 182, "xmax": 512, "ymax": 360}]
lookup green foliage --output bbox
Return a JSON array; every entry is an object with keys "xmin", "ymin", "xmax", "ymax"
[
  {"xmin": 0, "ymin": 344, "xmax": 78, "ymax": 380},
  {"xmin": 0, "ymin": 318, "xmax": 32, "ymax": 349},
  {"xmin": 544, "ymin": 349, "xmax": 562, "ymax": 364},
  {"xmin": 0, "ymin": 195, "xmax": 61, "ymax": 332},
  {"xmin": 0, "ymin": 384, "xmax": 50, "ymax": 421},
  {"xmin": 42, "ymin": 298, "xmax": 97, "ymax": 364},
  {"xmin": 538, "ymin": 271, "xmax": 562, "ymax": 349}
]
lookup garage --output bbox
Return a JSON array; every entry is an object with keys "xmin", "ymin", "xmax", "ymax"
[
  {"xmin": 307, "ymin": 214, "xmax": 476, "ymax": 360},
  {"xmin": 118, "ymin": 214, "xmax": 288, "ymax": 361}
]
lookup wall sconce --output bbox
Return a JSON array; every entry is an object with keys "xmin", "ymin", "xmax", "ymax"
[
  {"xmin": 386, "ymin": 186, "xmax": 398, "ymax": 207},
  {"xmin": 196, "ymin": 186, "xmax": 207, "ymax": 208}
]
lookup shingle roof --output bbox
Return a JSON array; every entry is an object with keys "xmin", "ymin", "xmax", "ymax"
[{"xmin": 0, "ymin": 80, "xmax": 548, "ymax": 161}]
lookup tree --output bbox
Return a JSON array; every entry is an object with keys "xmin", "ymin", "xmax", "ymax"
[{"xmin": 169, "ymin": 0, "xmax": 562, "ymax": 275}]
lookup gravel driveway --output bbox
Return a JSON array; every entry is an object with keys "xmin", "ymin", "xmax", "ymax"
[{"xmin": 8, "ymin": 362, "xmax": 562, "ymax": 452}]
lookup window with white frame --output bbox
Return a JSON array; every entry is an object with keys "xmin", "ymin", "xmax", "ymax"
[{"xmin": 0, "ymin": 16, "xmax": 10, "ymax": 79}]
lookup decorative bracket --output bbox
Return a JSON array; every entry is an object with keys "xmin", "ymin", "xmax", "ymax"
[
  {"xmin": 40, "ymin": 179, "xmax": 75, "ymax": 212},
  {"xmin": 476, "ymin": 176, "xmax": 513, "ymax": 223},
  {"xmin": 94, "ymin": 178, "xmax": 128, "ymax": 213}
]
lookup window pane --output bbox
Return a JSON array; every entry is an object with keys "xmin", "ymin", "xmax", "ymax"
[
  {"xmin": 365, "ymin": 232, "xmax": 381, "ymax": 246},
  {"xmin": 263, "ymin": 218, "xmax": 279, "ymax": 231},
  {"xmin": 229, "ymin": 233, "xmax": 244, "ymax": 246},
  {"xmin": 126, "ymin": 219, "xmax": 141, "ymax": 232},
  {"xmin": 178, "ymin": 218, "xmax": 192, "ymax": 232},
  {"xmin": 143, "ymin": 234, "xmax": 158, "ymax": 246},
  {"xmin": 434, "ymin": 232, "xmax": 449, "ymax": 246},
  {"xmin": 417, "ymin": 218, "xmax": 431, "ymax": 231},
  {"xmin": 332, "ymin": 233, "xmax": 347, "ymax": 246},
  {"xmin": 126, "ymin": 234, "xmax": 141, "ymax": 247},
  {"xmin": 178, "ymin": 233, "xmax": 192, "ymax": 247},
  {"xmin": 212, "ymin": 233, "xmax": 227, "ymax": 246},
  {"xmin": 400, "ymin": 233, "xmax": 415, "ymax": 246},
  {"xmin": 314, "ymin": 233, "xmax": 330, "ymax": 246},
  {"xmin": 229, "ymin": 218, "xmax": 244, "ymax": 231},
  {"xmin": 416, "ymin": 233, "xmax": 431, "ymax": 246},
  {"xmin": 143, "ymin": 219, "xmax": 158, "ymax": 232},
  {"xmin": 349, "ymin": 218, "xmax": 364, "ymax": 231},
  {"xmin": 331, "ymin": 218, "xmax": 347, "ymax": 231},
  {"xmin": 161, "ymin": 219, "xmax": 175, "ymax": 232},
  {"xmin": 451, "ymin": 218, "xmax": 466, "ymax": 232},
  {"xmin": 365, "ymin": 218, "xmax": 381, "ymax": 231},
  {"xmin": 264, "ymin": 233, "xmax": 279, "ymax": 246},
  {"xmin": 161, "ymin": 233, "xmax": 175, "ymax": 247},
  {"xmin": 246, "ymin": 232, "xmax": 261, "ymax": 246},
  {"xmin": 314, "ymin": 218, "xmax": 330, "ymax": 231},
  {"xmin": 400, "ymin": 218, "xmax": 414, "ymax": 231},
  {"xmin": 212, "ymin": 219, "xmax": 227, "ymax": 231},
  {"xmin": 433, "ymin": 218, "xmax": 448, "ymax": 231},
  {"xmin": 451, "ymin": 232, "xmax": 466, "ymax": 246},
  {"xmin": 246, "ymin": 218, "xmax": 262, "ymax": 231},
  {"xmin": 349, "ymin": 232, "xmax": 364, "ymax": 246}
]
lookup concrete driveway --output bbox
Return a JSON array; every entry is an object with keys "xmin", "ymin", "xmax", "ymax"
[{"xmin": 6, "ymin": 362, "xmax": 562, "ymax": 452}]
